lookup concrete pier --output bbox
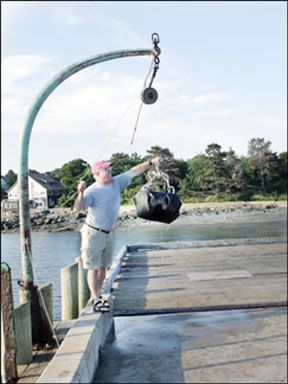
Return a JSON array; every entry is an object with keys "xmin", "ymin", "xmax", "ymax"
[
  {"xmin": 93, "ymin": 236, "xmax": 287, "ymax": 383},
  {"xmin": 94, "ymin": 307, "xmax": 287, "ymax": 383},
  {"xmin": 16, "ymin": 236, "xmax": 286, "ymax": 383}
]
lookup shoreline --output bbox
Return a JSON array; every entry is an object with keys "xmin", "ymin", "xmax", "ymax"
[{"xmin": 1, "ymin": 200, "xmax": 287, "ymax": 234}]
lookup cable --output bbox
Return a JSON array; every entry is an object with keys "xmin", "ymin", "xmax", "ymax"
[
  {"xmin": 58, "ymin": 98, "xmax": 136, "ymax": 208},
  {"xmin": 130, "ymin": 58, "xmax": 155, "ymax": 145},
  {"xmin": 58, "ymin": 57, "xmax": 155, "ymax": 208},
  {"xmin": 25, "ymin": 238, "xmax": 60, "ymax": 348}
]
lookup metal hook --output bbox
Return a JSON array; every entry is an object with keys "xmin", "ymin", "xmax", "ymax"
[
  {"xmin": 152, "ymin": 33, "xmax": 160, "ymax": 44},
  {"xmin": 151, "ymin": 33, "xmax": 161, "ymax": 55}
]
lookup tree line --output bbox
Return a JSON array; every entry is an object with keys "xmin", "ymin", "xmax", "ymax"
[{"xmin": 2, "ymin": 138, "xmax": 287, "ymax": 206}]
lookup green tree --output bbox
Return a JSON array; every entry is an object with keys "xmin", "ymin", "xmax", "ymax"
[
  {"xmin": 110, "ymin": 152, "xmax": 145, "ymax": 202},
  {"xmin": 278, "ymin": 152, "xmax": 288, "ymax": 178},
  {"xmin": 146, "ymin": 145, "xmax": 182, "ymax": 190},
  {"xmin": 225, "ymin": 148, "xmax": 246, "ymax": 193},
  {"xmin": 247, "ymin": 138, "xmax": 273, "ymax": 191},
  {"xmin": 186, "ymin": 154, "xmax": 209, "ymax": 191},
  {"xmin": 49, "ymin": 159, "xmax": 91, "ymax": 207},
  {"xmin": 110, "ymin": 152, "xmax": 142, "ymax": 177},
  {"xmin": 204, "ymin": 143, "xmax": 227, "ymax": 193},
  {"xmin": 268, "ymin": 151, "xmax": 288, "ymax": 194}
]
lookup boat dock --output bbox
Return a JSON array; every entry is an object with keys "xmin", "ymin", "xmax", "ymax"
[
  {"xmin": 36, "ymin": 236, "xmax": 287, "ymax": 383},
  {"xmin": 112, "ymin": 237, "xmax": 287, "ymax": 316}
]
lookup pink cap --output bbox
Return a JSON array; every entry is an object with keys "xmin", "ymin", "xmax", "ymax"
[{"xmin": 91, "ymin": 160, "xmax": 112, "ymax": 175}]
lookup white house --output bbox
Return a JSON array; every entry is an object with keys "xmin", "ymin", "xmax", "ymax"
[{"xmin": 3, "ymin": 170, "xmax": 67, "ymax": 210}]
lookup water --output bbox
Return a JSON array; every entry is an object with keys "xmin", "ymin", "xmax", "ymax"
[{"xmin": 1, "ymin": 214, "xmax": 286, "ymax": 320}]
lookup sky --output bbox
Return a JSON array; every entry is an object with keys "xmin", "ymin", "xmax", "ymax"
[{"xmin": 1, "ymin": 1, "xmax": 287, "ymax": 175}]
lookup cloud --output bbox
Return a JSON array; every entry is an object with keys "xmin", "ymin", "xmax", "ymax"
[
  {"xmin": 193, "ymin": 108, "xmax": 233, "ymax": 118},
  {"xmin": 1, "ymin": 52, "xmax": 236, "ymax": 163},
  {"xmin": 2, "ymin": 54, "xmax": 54, "ymax": 89},
  {"xmin": 2, "ymin": 61, "xmax": 147, "ymax": 137},
  {"xmin": 2, "ymin": 53, "xmax": 236, "ymax": 146},
  {"xmin": 2, "ymin": 54, "xmax": 57, "ymax": 134},
  {"xmin": 49, "ymin": 4, "xmax": 143, "ymax": 46},
  {"xmin": 170, "ymin": 92, "xmax": 235, "ymax": 106},
  {"xmin": 253, "ymin": 116, "xmax": 286, "ymax": 129}
]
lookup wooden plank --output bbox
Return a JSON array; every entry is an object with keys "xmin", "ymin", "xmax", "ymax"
[
  {"xmin": 113, "ymin": 240, "xmax": 287, "ymax": 315},
  {"xmin": 186, "ymin": 270, "xmax": 253, "ymax": 280}
]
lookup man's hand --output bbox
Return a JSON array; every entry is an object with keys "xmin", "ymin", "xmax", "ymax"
[
  {"xmin": 77, "ymin": 180, "xmax": 86, "ymax": 193},
  {"xmin": 130, "ymin": 156, "xmax": 162, "ymax": 178},
  {"xmin": 151, "ymin": 156, "xmax": 161, "ymax": 166},
  {"xmin": 74, "ymin": 181, "xmax": 86, "ymax": 213}
]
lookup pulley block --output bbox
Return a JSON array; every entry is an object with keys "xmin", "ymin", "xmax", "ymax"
[{"xmin": 141, "ymin": 87, "xmax": 158, "ymax": 104}]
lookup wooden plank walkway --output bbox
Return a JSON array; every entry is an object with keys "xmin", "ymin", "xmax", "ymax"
[{"xmin": 112, "ymin": 237, "xmax": 287, "ymax": 316}]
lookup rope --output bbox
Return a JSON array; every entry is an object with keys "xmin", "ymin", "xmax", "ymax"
[
  {"xmin": 25, "ymin": 59, "xmax": 157, "ymax": 331},
  {"xmin": 59, "ymin": 57, "xmax": 156, "ymax": 207},
  {"xmin": 130, "ymin": 58, "xmax": 155, "ymax": 145},
  {"xmin": 130, "ymin": 102, "xmax": 143, "ymax": 145},
  {"xmin": 25, "ymin": 239, "xmax": 60, "ymax": 348},
  {"xmin": 58, "ymin": 98, "xmax": 136, "ymax": 208}
]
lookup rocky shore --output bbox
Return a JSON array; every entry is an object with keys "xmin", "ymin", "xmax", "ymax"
[{"xmin": 1, "ymin": 201, "xmax": 287, "ymax": 233}]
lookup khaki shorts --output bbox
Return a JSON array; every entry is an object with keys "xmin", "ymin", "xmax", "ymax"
[{"xmin": 80, "ymin": 224, "xmax": 114, "ymax": 270}]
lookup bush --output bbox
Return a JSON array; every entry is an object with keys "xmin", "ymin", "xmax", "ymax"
[
  {"xmin": 121, "ymin": 186, "xmax": 142, "ymax": 205},
  {"xmin": 204, "ymin": 195, "xmax": 220, "ymax": 203},
  {"xmin": 277, "ymin": 194, "xmax": 287, "ymax": 201},
  {"xmin": 251, "ymin": 194, "xmax": 277, "ymax": 201}
]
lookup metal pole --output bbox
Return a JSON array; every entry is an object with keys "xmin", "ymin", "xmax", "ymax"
[{"xmin": 18, "ymin": 44, "xmax": 160, "ymax": 341}]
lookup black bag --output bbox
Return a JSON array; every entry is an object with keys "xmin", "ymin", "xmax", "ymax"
[{"xmin": 134, "ymin": 188, "xmax": 182, "ymax": 224}]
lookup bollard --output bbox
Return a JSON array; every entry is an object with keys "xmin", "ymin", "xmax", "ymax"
[
  {"xmin": 1, "ymin": 262, "xmax": 18, "ymax": 383},
  {"xmin": 14, "ymin": 301, "xmax": 32, "ymax": 365},
  {"xmin": 61, "ymin": 262, "xmax": 78, "ymax": 320},
  {"xmin": 77, "ymin": 256, "xmax": 90, "ymax": 313}
]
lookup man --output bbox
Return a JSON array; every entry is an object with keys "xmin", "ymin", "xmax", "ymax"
[{"xmin": 74, "ymin": 156, "xmax": 161, "ymax": 312}]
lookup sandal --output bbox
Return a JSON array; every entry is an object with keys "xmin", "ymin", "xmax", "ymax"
[
  {"xmin": 93, "ymin": 300, "xmax": 110, "ymax": 313},
  {"xmin": 99, "ymin": 296, "xmax": 110, "ymax": 309}
]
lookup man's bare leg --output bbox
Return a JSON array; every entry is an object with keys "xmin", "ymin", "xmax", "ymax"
[
  {"xmin": 87, "ymin": 269, "xmax": 99, "ymax": 302},
  {"xmin": 96, "ymin": 267, "xmax": 106, "ymax": 296},
  {"xmin": 87, "ymin": 268, "xmax": 109, "ymax": 311}
]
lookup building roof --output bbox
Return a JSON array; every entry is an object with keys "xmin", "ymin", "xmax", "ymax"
[
  {"xmin": 29, "ymin": 170, "xmax": 66, "ymax": 192},
  {"xmin": 7, "ymin": 170, "xmax": 66, "ymax": 193}
]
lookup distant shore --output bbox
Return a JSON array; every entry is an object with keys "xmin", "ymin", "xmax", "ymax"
[{"xmin": 1, "ymin": 200, "xmax": 287, "ymax": 233}]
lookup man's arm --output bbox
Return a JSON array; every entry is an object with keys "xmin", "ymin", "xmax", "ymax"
[
  {"xmin": 129, "ymin": 156, "xmax": 161, "ymax": 178},
  {"xmin": 73, "ymin": 181, "xmax": 86, "ymax": 213}
]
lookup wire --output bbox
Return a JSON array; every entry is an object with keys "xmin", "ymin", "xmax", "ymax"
[
  {"xmin": 130, "ymin": 58, "xmax": 155, "ymax": 145},
  {"xmin": 59, "ymin": 57, "xmax": 155, "ymax": 207},
  {"xmin": 130, "ymin": 102, "xmax": 143, "ymax": 145},
  {"xmin": 58, "ymin": 98, "xmax": 136, "ymax": 208},
  {"xmin": 25, "ymin": 238, "xmax": 60, "ymax": 348}
]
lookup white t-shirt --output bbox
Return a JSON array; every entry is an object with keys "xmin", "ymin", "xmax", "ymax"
[{"xmin": 83, "ymin": 171, "xmax": 133, "ymax": 231}]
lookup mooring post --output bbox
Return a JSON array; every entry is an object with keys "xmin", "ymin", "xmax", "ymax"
[
  {"xmin": 61, "ymin": 262, "xmax": 79, "ymax": 320},
  {"xmin": 1, "ymin": 262, "xmax": 18, "ymax": 383},
  {"xmin": 14, "ymin": 301, "xmax": 32, "ymax": 365},
  {"xmin": 77, "ymin": 256, "xmax": 90, "ymax": 313}
]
